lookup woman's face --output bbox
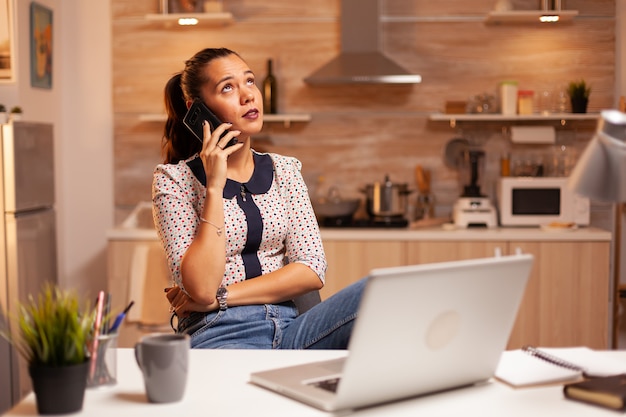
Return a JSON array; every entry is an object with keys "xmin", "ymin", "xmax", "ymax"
[{"xmin": 199, "ymin": 54, "xmax": 263, "ymax": 137}]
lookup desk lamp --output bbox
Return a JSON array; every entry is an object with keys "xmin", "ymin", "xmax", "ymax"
[
  {"xmin": 569, "ymin": 110, "xmax": 626, "ymax": 202},
  {"xmin": 568, "ymin": 109, "xmax": 626, "ymax": 349}
]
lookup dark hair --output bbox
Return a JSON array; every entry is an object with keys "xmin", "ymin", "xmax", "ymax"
[{"xmin": 161, "ymin": 48, "xmax": 240, "ymax": 164}]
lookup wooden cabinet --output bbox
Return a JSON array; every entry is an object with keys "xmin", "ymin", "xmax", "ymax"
[
  {"xmin": 505, "ymin": 240, "xmax": 610, "ymax": 350},
  {"xmin": 321, "ymin": 240, "xmax": 405, "ymax": 300},
  {"xmin": 322, "ymin": 234, "xmax": 611, "ymax": 349}
]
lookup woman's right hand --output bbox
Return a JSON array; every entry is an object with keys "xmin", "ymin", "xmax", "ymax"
[
  {"xmin": 199, "ymin": 120, "xmax": 242, "ymax": 191},
  {"xmin": 165, "ymin": 285, "xmax": 219, "ymax": 317}
]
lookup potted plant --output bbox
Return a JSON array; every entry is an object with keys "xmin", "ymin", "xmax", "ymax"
[
  {"xmin": 1, "ymin": 284, "xmax": 96, "ymax": 415},
  {"xmin": 567, "ymin": 79, "xmax": 591, "ymax": 113},
  {"xmin": 9, "ymin": 106, "xmax": 22, "ymax": 121},
  {"xmin": 0, "ymin": 104, "xmax": 6, "ymax": 124}
]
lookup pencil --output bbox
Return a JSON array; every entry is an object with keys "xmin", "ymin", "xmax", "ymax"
[{"xmin": 90, "ymin": 291, "xmax": 105, "ymax": 380}]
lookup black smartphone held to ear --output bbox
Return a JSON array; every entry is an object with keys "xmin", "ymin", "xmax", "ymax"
[{"xmin": 183, "ymin": 98, "xmax": 238, "ymax": 148}]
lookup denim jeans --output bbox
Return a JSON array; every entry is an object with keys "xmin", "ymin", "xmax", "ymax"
[{"xmin": 177, "ymin": 277, "xmax": 366, "ymax": 349}]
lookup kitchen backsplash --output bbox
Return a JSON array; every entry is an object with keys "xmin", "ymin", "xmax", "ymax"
[{"xmin": 111, "ymin": 0, "xmax": 614, "ymax": 224}]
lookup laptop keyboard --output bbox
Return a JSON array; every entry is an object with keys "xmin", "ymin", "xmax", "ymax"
[{"xmin": 310, "ymin": 377, "xmax": 341, "ymax": 393}]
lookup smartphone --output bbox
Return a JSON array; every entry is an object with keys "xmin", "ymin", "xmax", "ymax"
[{"xmin": 183, "ymin": 99, "xmax": 238, "ymax": 148}]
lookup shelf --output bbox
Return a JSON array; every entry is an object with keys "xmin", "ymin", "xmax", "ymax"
[
  {"xmin": 429, "ymin": 112, "xmax": 599, "ymax": 128},
  {"xmin": 430, "ymin": 113, "xmax": 599, "ymax": 122},
  {"xmin": 138, "ymin": 113, "xmax": 168, "ymax": 122},
  {"xmin": 144, "ymin": 12, "xmax": 234, "ymax": 26},
  {"xmin": 138, "ymin": 113, "xmax": 311, "ymax": 128},
  {"xmin": 484, "ymin": 10, "xmax": 578, "ymax": 24},
  {"xmin": 263, "ymin": 113, "xmax": 312, "ymax": 127}
]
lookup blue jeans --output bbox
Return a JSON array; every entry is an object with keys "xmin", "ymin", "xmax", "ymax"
[{"xmin": 176, "ymin": 277, "xmax": 366, "ymax": 349}]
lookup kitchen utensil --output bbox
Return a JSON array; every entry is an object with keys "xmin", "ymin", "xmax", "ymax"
[
  {"xmin": 459, "ymin": 149, "xmax": 486, "ymax": 197},
  {"xmin": 443, "ymin": 138, "xmax": 470, "ymax": 169},
  {"xmin": 415, "ymin": 194, "xmax": 435, "ymax": 220},
  {"xmin": 415, "ymin": 165, "xmax": 431, "ymax": 194},
  {"xmin": 362, "ymin": 175, "xmax": 412, "ymax": 219},
  {"xmin": 414, "ymin": 165, "xmax": 435, "ymax": 220}
]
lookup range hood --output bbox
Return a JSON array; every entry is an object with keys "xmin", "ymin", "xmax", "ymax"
[{"xmin": 304, "ymin": 0, "xmax": 422, "ymax": 85}]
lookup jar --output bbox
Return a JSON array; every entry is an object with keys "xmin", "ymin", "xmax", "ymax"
[
  {"xmin": 500, "ymin": 154, "xmax": 511, "ymax": 177},
  {"xmin": 500, "ymin": 81, "xmax": 518, "ymax": 115},
  {"xmin": 518, "ymin": 90, "xmax": 534, "ymax": 115}
]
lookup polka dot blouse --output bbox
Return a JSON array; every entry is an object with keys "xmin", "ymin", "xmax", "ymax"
[{"xmin": 152, "ymin": 150, "xmax": 327, "ymax": 292}]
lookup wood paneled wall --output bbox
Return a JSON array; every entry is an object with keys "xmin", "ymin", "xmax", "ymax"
[{"xmin": 111, "ymin": 0, "xmax": 615, "ymax": 222}]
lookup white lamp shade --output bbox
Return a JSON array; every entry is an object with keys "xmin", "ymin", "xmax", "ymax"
[{"xmin": 569, "ymin": 110, "xmax": 626, "ymax": 202}]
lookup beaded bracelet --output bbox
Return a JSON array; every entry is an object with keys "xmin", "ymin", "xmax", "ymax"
[{"xmin": 199, "ymin": 216, "xmax": 223, "ymax": 236}]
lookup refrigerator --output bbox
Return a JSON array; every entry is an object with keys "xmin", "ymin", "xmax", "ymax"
[{"xmin": 0, "ymin": 122, "xmax": 57, "ymax": 414}]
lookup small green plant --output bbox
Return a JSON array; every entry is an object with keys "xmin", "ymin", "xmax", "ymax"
[
  {"xmin": 1, "ymin": 284, "xmax": 96, "ymax": 367},
  {"xmin": 567, "ymin": 79, "xmax": 591, "ymax": 100},
  {"xmin": 10, "ymin": 106, "xmax": 22, "ymax": 114}
]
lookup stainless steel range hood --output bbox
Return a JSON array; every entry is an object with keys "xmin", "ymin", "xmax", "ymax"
[{"xmin": 304, "ymin": 0, "xmax": 422, "ymax": 85}]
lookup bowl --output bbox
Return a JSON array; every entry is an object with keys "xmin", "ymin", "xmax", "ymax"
[{"xmin": 312, "ymin": 198, "xmax": 360, "ymax": 219}]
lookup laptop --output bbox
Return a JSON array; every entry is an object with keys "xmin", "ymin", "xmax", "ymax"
[{"xmin": 250, "ymin": 253, "xmax": 534, "ymax": 412}]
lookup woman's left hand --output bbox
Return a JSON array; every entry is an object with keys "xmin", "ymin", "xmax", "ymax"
[{"xmin": 165, "ymin": 285, "xmax": 218, "ymax": 317}]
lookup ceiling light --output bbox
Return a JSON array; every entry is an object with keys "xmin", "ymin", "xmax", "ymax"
[
  {"xmin": 178, "ymin": 17, "xmax": 198, "ymax": 25},
  {"xmin": 539, "ymin": 15, "xmax": 560, "ymax": 22}
]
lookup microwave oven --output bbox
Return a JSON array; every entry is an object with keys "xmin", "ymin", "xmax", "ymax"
[{"xmin": 497, "ymin": 177, "xmax": 590, "ymax": 227}]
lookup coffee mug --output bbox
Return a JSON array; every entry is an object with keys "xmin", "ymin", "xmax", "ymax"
[{"xmin": 134, "ymin": 333, "xmax": 190, "ymax": 403}]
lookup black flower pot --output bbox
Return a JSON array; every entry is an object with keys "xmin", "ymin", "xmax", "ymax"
[
  {"xmin": 570, "ymin": 97, "xmax": 588, "ymax": 113},
  {"xmin": 29, "ymin": 361, "xmax": 89, "ymax": 415}
]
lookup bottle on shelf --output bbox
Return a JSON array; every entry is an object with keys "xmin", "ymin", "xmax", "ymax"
[{"xmin": 262, "ymin": 59, "xmax": 277, "ymax": 114}]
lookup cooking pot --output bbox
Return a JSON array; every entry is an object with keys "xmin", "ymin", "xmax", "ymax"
[{"xmin": 361, "ymin": 175, "xmax": 412, "ymax": 218}]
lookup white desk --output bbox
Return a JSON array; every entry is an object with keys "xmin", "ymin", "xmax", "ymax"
[{"xmin": 4, "ymin": 349, "xmax": 625, "ymax": 416}]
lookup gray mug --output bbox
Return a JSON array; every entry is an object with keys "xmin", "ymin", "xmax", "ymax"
[{"xmin": 134, "ymin": 333, "xmax": 190, "ymax": 403}]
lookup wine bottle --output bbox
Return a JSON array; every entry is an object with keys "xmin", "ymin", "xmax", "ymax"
[{"xmin": 262, "ymin": 59, "xmax": 277, "ymax": 114}]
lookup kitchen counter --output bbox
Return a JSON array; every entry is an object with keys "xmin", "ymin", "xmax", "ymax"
[{"xmin": 107, "ymin": 203, "xmax": 611, "ymax": 242}]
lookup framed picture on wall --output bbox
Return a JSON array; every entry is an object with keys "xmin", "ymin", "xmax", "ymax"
[
  {"xmin": 30, "ymin": 2, "xmax": 52, "ymax": 89},
  {"xmin": 0, "ymin": 0, "xmax": 14, "ymax": 82}
]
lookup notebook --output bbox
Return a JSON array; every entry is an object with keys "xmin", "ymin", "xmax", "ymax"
[
  {"xmin": 250, "ymin": 253, "xmax": 534, "ymax": 412},
  {"xmin": 495, "ymin": 346, "xmax": 626, "ymax": 387}
]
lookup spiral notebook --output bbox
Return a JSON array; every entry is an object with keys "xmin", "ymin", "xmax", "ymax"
[{"xmin": 495, "ymin": 346, "xmax": 626, "ymax": 387}]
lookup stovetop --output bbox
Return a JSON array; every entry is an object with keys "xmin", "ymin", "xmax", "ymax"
[{"xmin": 320, "ymin": 216, "xmax": 409, "ymax": 228}]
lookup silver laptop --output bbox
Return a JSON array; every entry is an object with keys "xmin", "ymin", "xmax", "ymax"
[{"xmin": 250, "ymin": 253, "xmax": 533, "ymax": 412}]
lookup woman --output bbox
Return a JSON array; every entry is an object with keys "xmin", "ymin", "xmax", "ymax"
[{"xmin": 152, "ymin": 47, "xmax": 365, "ymax": 349}]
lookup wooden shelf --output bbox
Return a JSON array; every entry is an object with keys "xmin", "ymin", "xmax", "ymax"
[
  {"xmin": 430, "ymin": 113, "xmax": 598, "ymax": 122},
  {"xmin": 484, "ymin": 10, "xmax": 578, "ymax": 24},
  {"xmin": 144, "ymin": 12, "xmax": 234, "ymax": 26},
  {"xmin": 429, "ymin": 112, "xmax": 599, "ymax": 128},
  {"xmin": 138, "ymin": 114, "xmax": 168, "ymax": 122},
  {"xmin": 263, "ymin": 113, "xmax": 312, "ymax": 127},
  {"xmin": 138, "ymin": 113, "xmax": 311, "ymax": 128}
]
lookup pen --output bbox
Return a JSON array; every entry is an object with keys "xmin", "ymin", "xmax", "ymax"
[{"xmin": 108, "ymin": 300, "xmax": 134, "ymax": 333}]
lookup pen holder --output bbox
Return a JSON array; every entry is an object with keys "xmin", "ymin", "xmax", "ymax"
[{"xmin": 87, "ymin": 333, "xmax": 118, "ymax": 388}]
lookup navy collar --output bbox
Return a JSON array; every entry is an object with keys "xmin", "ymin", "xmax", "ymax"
[{"xmin": 186, "ymin": 152, "xmax": 274, "ymax": 198}]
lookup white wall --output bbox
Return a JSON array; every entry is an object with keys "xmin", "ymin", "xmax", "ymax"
[{"xmin": 0, "ymin": 0, "xmax": 113, "ymax": 299}]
